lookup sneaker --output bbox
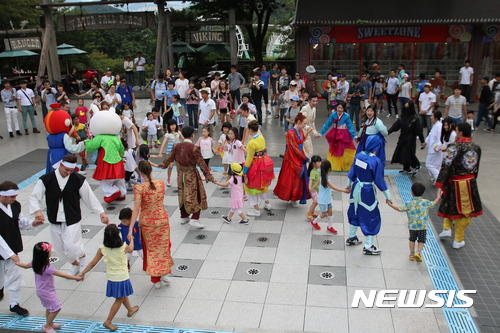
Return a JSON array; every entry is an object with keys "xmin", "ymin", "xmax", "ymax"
[
  {"xmin": 266, "ymin": 110, "xmax": 271, "ymax": 114},
  {"xmin": 81, "ymin": 163, "xmax": 89, "ymax": 171},
  {"xmin": 16, "ymin": 130, "xmax": 23, "ymax": 136},
  {"xmin": 414, "ymin": 253, "xmax": 423, "ymax": 262},
  {"xmin": 201, "ymin": 175, "xmax": 205, "ymax": 181},
  {"xmin": 306, "ymin": 213, "xmax": 314, "ymax": 221},
  {"xmin": 10, "ymin": 304, "xmax": 29, "ymax": 317},
  {"xmin": 161, "ymin": 275, "xmax": 171, "ymax": 283},
  {"xmin": 221, "ymin": 215, "xmax": 231, "ymax": 223},
  {"xmin": 310, "ymin": 221, "xmax": 321, "ymax": 230},
  {"xmin": 195, "ymin": 128, "xmax": 198, "ymax": 133},
  {"xmin": 291, "ymin": 201, "xmax": 299, "ymax": 208},
  {"xmin": 153, "ymin": 282, "xmax": 162, "ymax": 289},
  {"xmin": 346, "ymin": 236, "xmax": 362, "ymax": 246},
  {"xmin": 77, "ymin": 170, "xmax": 87, "ymax": 176},
  {"xmin": 180, "ymin": 217, "xmax": 190, "ymax": 224},
  {"xmin": 0, "ymin": 287, "xmax": 3, "ymax": 301},
  {"xmin": 33, "ymin": 128, "xmax": 41, "ymax": 133},
  {"xmin": 411, "ymin": 168, "xmax": 419, "ymax": 176},
  {"xmin": 148, "ymin": 145, "xmax": 152, "ymax": 149},
  {"xmin": 386, "ymin": 114, "xmax": 391, "ymax": 118},
  {"xmin": 166, "ymin": 180, "xmax": 171, "ymax": 187},
  {"xmin": 9, "ymin": 132, "xmax": 14, "ymax": 138},
  {"xmin": 243, "ymin": 195, "xmax": 248, "ymax": 201},
  {"xmin": 395, "ymin": 114, "xmax": 399, "ymax": 119},
  {"xmin": 452, "ymin": 240, "xmax": 465, "ymax": 249},
  {"xmin": 363, "ymin": 245, "xmax": 381, "ymax": 255},
  {"xmin": 438, "ymin": 229, "xmax": 452, "ymax": 238},
  {"xmin": 189, "ymin": 219, "xmax": 205, "ymax": 229},
  {"xmin": 264, "ymin": 202, "xmax": 272, "ymax": 211},
  {"xmin": 155, "ymin": 144, "xmax": 159, "ymax": 148},
  {"xmin": 399, "ymin": 169, "xmax": 408, "ymax": 173},
  {"xmin": 247, "ymin": 209, "xmax": 261, "ymax": 217},
  {"xmin": 312, "ymin": 212, "xmax": 319, "ymax": 218},
  {"xmin": 280, "ymin": 122, "xmax": 283, "ymax": 126},
  {"xmin": 326, "ymin": 227, "xmax": 338, "ymax": 234},
  {"xmin": 409, "ymin": 254, "xmax": 416, "ymax": 261},
  {"xmin": 239, "ymin": 219, "xmax": 249, "ymax": 225},
  {"xmin": 68, "ymin": 264, "xmax": 80, "ymax": 276},
  {"xmin": 484, "ymin": 128, "xmax": 494, "ymax": 133},
  {"xmin": 156, "ymin": 140, "xmax": 161, "ymax": 145}
]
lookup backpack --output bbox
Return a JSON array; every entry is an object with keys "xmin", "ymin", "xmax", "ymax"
[{"xmin": 152, "ymin": 80, "xmax": 167, "ymax": 90}]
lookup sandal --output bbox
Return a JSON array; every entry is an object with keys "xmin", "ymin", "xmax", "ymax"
[{"xmin": 127, "ymin": 305, "xmax": 140, "ymax": 317}]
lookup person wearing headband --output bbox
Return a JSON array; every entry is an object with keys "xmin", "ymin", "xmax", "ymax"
[
  {"xmin": 29, "ymin": 154, "xmax": 109, "ymax": 277},
  {"xmin": 0, "ymin": 181, "xmax": 43, "ymax": 316}
]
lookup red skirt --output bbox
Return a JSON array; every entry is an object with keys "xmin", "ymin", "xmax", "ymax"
[
  {"xmin": 92, "ymin": 148, "xmax": 125, "ymax": 181},
  {"xmin": 246, "ymin": 155, "xmax": 275, "ymax": 194},
  {"xmin": 325, "ymin": 128, "xmax": 356, "ymax": 157}
]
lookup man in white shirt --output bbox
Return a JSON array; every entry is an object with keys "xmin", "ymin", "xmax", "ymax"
[
  {"xmin": 198, "ymin": 88, "xmax": 216, "ymax": 137},
  {"xmin": 444, "ymin": 86, "xmax": 467, "ymax": 126},
  {"xmin": 0, "ymin": 181, "xmax": 43, "ymax": 316},
  {"xmin": 30, "ymin": 154, "xmax": 109, "ymax": 276},
  {"xmin": 1, "ymin": 81, "xmax": 22, "ymax": 138},
  {"xmin": 385, "ymin": 69, "xmax": 400, "ymax": 118},
  {"xmin": 16, "ymin": 81, "xmax": 39, "ymax": 135},
  {"xmin": 41, "ymin": 80, "xmax": 57, "ymax": 112},
  {"xmin": 134, "ymin": 52, "xmax": 146, "ymax": 90},
  {"xmin": 100, "ymin": 68, "xmax": 114, "ymax": 93},
  {"xmin": 459, "ymin": 60, "xmax": 474, "ymax": 104},
  {"xmin": 418, "ymin": 83, "xmax": 436, "ymax": 135}
]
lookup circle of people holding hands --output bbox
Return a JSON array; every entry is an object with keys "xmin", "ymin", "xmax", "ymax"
[{"xmin": 0, "ymin": 64, "xmax": 482, "ymax": 333}]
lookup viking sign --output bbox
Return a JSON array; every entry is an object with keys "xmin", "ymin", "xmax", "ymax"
[{"xmin": 58, "ymin": 12, "xmax": 155, "ymax": 32}]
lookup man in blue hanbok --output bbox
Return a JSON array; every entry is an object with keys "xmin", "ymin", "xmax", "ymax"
[{"xmin": 345, "ymin": 135, "xmax": 392, "ymax": 255}]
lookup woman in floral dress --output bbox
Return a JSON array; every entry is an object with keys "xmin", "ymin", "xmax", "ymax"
[{"xmin": 129, "ymin": 161, "xmax": 174, "ymax": 289}]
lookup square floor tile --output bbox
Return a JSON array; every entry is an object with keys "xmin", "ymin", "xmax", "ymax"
[
  {"xmin": 174, "ymin": 299, "xmax": 223, "ymax": 326},
  {"xmin": 173, "ymin": 243, "xmax": 211, "ymax": 260},
  {"xmin": 308, "ymin": 265, "xmax": 347, "ymax": 286},
  {"xmin": 250, "ymin": 220, "xmax": 283, "ymax": 234},
  {"xmin": 346, "ymin": 267, "xmax": 386, "ymax": 288},
  {"xmin": 271, "ymin": 263, "xmax": 309, "ymax": 284},
  {"xmin": 310, "ymin": 249, "xmax": 346, "ymax": 267},
  {"xmin": 305, "ymin": 306, "xmax": 348, "ymax": 333},
  {"xmin": 226, "ymin": 281, "xmax": 269, "ymax": 303},
  {"xmin": 306, "ymin": 284, "xmax": 348, "ymax": 308},
  {"xmin": 311, "ymin": 235, "xmax": 345, "ymax": 250},
  {"xmin": 206, "ymin": 245, "xmax": 244, "ymax": 262},
  {"xmin": 217, "ymin": 301, "xmax": 264, "ymax": 328},
  {"xmin": 254, "ymin": 209, "xmax": 286, "ymax": 221},
  {"xmin": 245, "ymin": 233, "xmax": 280, "ymax": 248},
  {"xmin": 199, "ymin": 207, "xmax": 230, "ymax": 219},
  {"xmin": 240, "ymin": 246, "xmax": 277, "ymax": 263},
  {"xmin": 186, "ymin": 278, "xmax": 231, "ymax": 300},
  {"xmin": 259, "ymin": 304, "xmax": 305, "ymax": 331},
  {"xmin": 196, "ymin": 260, "xmax": 238, "ymax": 280},
  {"xmin": 233, "ymin": 262, "xmax": 273, "ymax": 282},
  {"xmin": 165, "ymin": 187, "xmax": 180, "ymax": 196},
  {"xmin": 80, "ymin": 224, "xmax": 105, "ymax": 239},
  {"xmin": 213, "ymin": 231, "xmax": 249, "ymax": 248},
  {"xmin": 349, "ymin": 308, "xmax": 395, "ymax": 333},
  {"xmin": 169, "ymin": 258, "xmax": 204, "ymax": 278},
  {"xmin": 181, "ymin": 230, "xmax": 218, "ymax": 245},
  {"xmin": 266, "ymin": 282, "xmax": 307, "ymax": 305}
]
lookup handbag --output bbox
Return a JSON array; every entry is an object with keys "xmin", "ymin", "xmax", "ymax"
[{"xmin": 321, "ymin": 90, "xmax": 328, "ymax": 99}]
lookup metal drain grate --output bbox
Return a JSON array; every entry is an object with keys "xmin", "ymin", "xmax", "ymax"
[
  {"xmin": 172, "ymin": 189, "xmax": 179, "ymax": 193},
  {"xmin": 81, "ymin": 228, "xmax": 90, "ymax": 234},
  {"xmin": 222, "ymin": 190, "xmax": 230, "ymax": 194},
  {"xmin": 210, "ymin": 210, "xmax": 220, "ymax": 215},
  {"xmin": 195, "ymin": 234, "xmax": 207, "ymax": 240},
  {"xmin": 322, "ymin": 239, "xmax": 333, "ymax": 245},
  {"xmin": 246, "ymin": 268, "xmax": 261, "ymax": 276},
  {"xmin": 257, "ymin": 236, "xmax": 269, "ymax": 242},
  {"xmin": 266, "ymin": 212, "xmax": 276, "ymax": 217},
  {"xmin": 106, "ymin": 206, "xmax": 116, "ymax": 211},
  {"xmin": 319, "ymin": 271, "xmax": 335, "ymax": 280},
  {"xmin": 176, "ymin": 264, "xmax": 189, "ymax": 272},
  {"xmin": 49, "ymin": 257, "xmax": 59, "ymax": 263}
]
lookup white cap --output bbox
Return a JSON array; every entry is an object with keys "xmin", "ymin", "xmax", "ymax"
[{"xmin": 306, "ymin": 65, "xmax": 316, "ymax": 74}]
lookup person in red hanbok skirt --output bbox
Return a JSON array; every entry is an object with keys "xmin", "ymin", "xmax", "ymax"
[{"xmin": 274, "ymin": 113, "xmax": 312, "ymax": 207}]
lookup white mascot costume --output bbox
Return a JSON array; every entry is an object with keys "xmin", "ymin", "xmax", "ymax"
[{"xmin": 85, "ymin": 108, "xmax": 127, "ymax": 203}]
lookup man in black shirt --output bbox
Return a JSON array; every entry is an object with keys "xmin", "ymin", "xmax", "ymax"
[
  {"xmin": 348, "ymin": 77, "xmax": 365, "ymax": 131},
  {"xmin": 479, "ymin": 76, "xmax": 493, "ymax": 131},
  {"xmin": 249, "ymin": 72, "xmax": 265, "ymax": 126}
]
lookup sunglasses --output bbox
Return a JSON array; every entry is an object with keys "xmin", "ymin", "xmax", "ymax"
[{"xmin": 121, "ymin": 80, "xmax": 126, "ymax": 83}]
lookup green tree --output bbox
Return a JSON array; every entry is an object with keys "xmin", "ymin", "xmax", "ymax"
[{"xmin": 190, "ymin": 0, "xmax": 287, "ymax": 65}]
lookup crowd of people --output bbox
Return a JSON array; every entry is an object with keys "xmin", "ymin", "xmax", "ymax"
[{"xmin": 0, "ymin": 60, "xmax": 489, "ymax": 332}]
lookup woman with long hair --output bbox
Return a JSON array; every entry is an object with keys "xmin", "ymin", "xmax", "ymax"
[
  {"xmin": 124, "ymin": 55, "xmax": 134, "ymax": 86},
  {"xmin": 388, "ymin": 100, "xmax": 425, "ymax": 174},
  {"xmin": 426, "ymin": 115, "xmax": 456, "ymax": 182},
  {"xmin": 129, "ymin": 161, "xmax": 174, "ymax": 289},
  {"xmin": 356, "ymin": 104, "xmax": 388, "ymax": 166},
  {"xmin": 274, "ymin": 113, "xmax": 312, "ymax": 207},
  {"xmin": 316, "ymin": 102, "xmax": 357, "ymax": 171}
]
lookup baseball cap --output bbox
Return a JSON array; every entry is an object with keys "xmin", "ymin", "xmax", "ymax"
[
  {"xmin": 200, "ymin": 88, "xmax": 210, "ymax": 94},
  {"xmin": 291, "ymin": 96, "xmax": 300, "ymax": 101},
  {"xmin": 482, "ymin": 76, "xmax": 490, "ymax": 81},
  {"xmin": 306, "ymin": 65, "xmax": 316, "ymax": 74},
  {"xmin": 290, "ymin": 82, "xmax": 297, "ymax": 86},
  {"xmin": 424, "ymin": 83, "xmax": 432, "ymax": 87}
]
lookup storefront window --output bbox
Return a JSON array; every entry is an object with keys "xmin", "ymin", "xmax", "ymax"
[
  {"xmin": 481, "ymin": 42, "xmax": 500, "ymax": 77},
  {"xmin": 310, "ymin": 43, "xmax": 360, "ymax": 78}
]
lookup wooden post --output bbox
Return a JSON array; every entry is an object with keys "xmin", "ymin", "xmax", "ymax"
[
  {"xmin": 229, "ymin": 8, "xmax": 238, "ymax": 66},
  {"xmin": 154, "ymin": 0, "xmax": 165, "ymax": 78},
  {"xmin": 41, "ymin": 0, "xmax": 61, "ymax": 83},
  {"xmin": 165, "ymin": 9, "xmax": 174, "ymax": 72},
  {"xmin": 161, "ymin": 11, "xmax": 168, "ymax": 75}
]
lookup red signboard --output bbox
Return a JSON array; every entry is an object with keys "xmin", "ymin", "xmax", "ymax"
[{"xmin": 309, "ymin": 25, "xmax": 473, "ymax": 44}]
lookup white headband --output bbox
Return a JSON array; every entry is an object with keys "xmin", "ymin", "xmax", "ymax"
[
  {"xmin": 0, "ymin": 190, "xmax": 18, "ymax": 196},
  {"xmin": 62, "ymin": 161, "xmax": 77, "ymax": 168}
]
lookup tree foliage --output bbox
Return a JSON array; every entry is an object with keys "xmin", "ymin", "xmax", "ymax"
[
  {"xmin": 0, "ymin": 0, "xmax": 42, "ymax": 31},
  {"xmin": 190, "ymin": 0, "xmax": 289, "ymax": 65}
]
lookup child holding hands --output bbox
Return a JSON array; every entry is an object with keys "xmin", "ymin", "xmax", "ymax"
[
  {"xmin": 215, "ymin": 163, "xmax": 249, "ymax": 225},
  {"xmin": 79, "ymin": 224, "xmax": 139, "ymax": 331},
  {"xmin": 16, "ymin": 242, "xmax": 82, "ymax": 333},
  {"xmin": 388, "ymin": 182, "xmax": 441, "ymax": 262}
]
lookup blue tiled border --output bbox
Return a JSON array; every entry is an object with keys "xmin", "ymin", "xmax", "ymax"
[{"xmin": 393, "ymin": 173, "xmax": 478, "ymax": 333}]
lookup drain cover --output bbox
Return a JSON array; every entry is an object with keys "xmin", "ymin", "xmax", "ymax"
[
  {"xmin": 319, "ymin": 271, "xmax": 334, "ymax": 280},
  {"xmin": 195, "ymin": 234, "xmax": 207, "ymax": 240},
  {"xmin": 266, "ymin": 212, "xmax": 276, "ymax": 217},
  {"xmin": 210, "ymin": 210, "xmax": 220, "ymax": 215},
  {"xmin": 176, "ymin": 264, "xmax": 189, "ymax": 272},
  {"xmin": 257, "ymin": 236, "xmax": 269, "ymax": 243},
  {"xmin": 322, "ymin": 239, "xmax": 333, "ymax": 245},
  {"xmin": 246, "ymin": 268, "xmax": 261, "ymax": 276},
  {"xmin": 49, "ymin": 257, "xmax": 59, "ymax": 263},
  {"xmin": 106, "ymin": 206, "xmax": 116, "ymax": 211},
  {"xmin": 82, "ymin": 228, "xmax": 90, "ymax": 234},
  {"xmin": 222, "ymin": 190, "xmax": 230, "ymax": 194}
]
